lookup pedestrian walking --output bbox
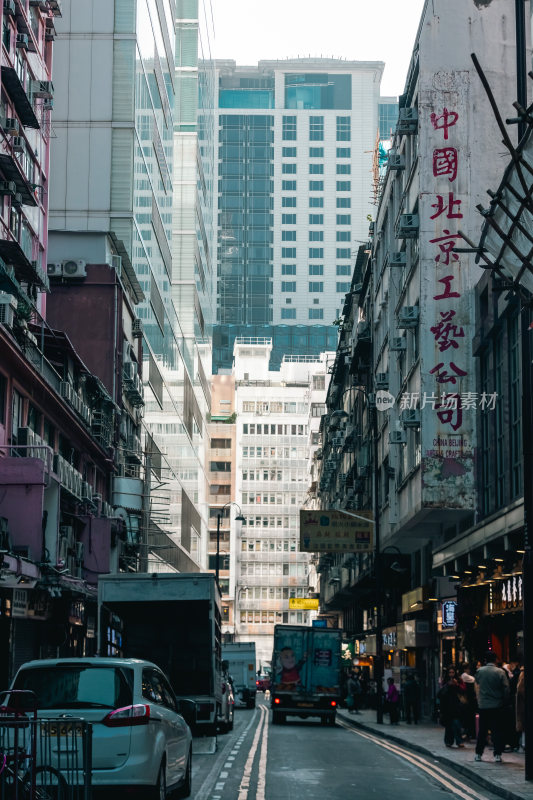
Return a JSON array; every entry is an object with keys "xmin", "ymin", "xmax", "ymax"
[
  {"xmin": 459, "ymin": 663, "xmax": 477, "ymax": 740},
  {"xmin": 438, "ymin": 666, "xmax": 467, "ymax": 748},
  {"xmin": 346, "ymin": 670, "xmax": 361, "ymax": 714},
  {"xmin": 474, "ymin": 651, "xmax": 510, "ymax": 763},
  {"xmin": 403, "ymin": 672, "xmax": 420, "ymax": 724},
  {"xmin": 386, "ymin": 677, "xmax": 400, "ymax": 725}
]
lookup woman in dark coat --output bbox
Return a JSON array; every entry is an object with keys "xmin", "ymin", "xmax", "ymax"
[{"xmin": 438, "ymin": 666, "xmax": 467, "ymax": 748}]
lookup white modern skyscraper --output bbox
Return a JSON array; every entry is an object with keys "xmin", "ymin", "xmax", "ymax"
[
  {"xmin": 232, "ymin": 339, "xmax": 331, "ymax": 667},
  {"xmin": 213, "ymin": 58, "xmax": 384, "ymax": 372}
]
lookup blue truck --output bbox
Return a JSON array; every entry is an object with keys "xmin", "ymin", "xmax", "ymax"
[{"xmin": 270, "ymin": 624, "xmax": 342, "ymax": 726}]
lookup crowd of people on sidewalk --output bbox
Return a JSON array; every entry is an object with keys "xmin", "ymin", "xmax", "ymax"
[{"xmin": 342, "ymin": 652, "xmax": 525, "ymax": 764}]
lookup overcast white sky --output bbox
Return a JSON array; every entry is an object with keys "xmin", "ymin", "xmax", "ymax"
[{"xmin": 211, "ymin": 0, "xmax": 427, "ymax": 97}]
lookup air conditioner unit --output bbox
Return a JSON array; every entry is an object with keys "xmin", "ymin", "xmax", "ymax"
[
  {"xmin": 397, "ymin": 107, "xmax": 419, "ymax": 134},
  {"xmin": 390, "ymin": 336, "xmax": 407, "ymax": 352},
  {"xmin": 3, "ymin": 0, "xmax": 15, "ymax": 16},
  {"xmin": 111, "ymin": 254, "xmax": 122, "ymax": 273},
  {"xmin": 358, "ymin": 464, "xmax": 371, "ymax": 478},
  {"xmin": 42, "ymin": 97, "xmax": 54, "ymax": 110},
  {"xmin": 16, "ymin": 34, "xmax": 29, "ymax": 50},
  {"xmin": 390, "ymin": 252, "xmax": 407, "ymax": 268},
  {"xmin": 11, "ymin": 136, "xmax": 25, "ymax": 152},
  {"xmin": 82, "ymin": 481, "xmax": 93, "ymax": 502},
  {"xmin": 375, "ymin": 372, "xmax": 389, "ymax": 389},
  {"xmin": 62, "ymin": 259, "xmax": 86, "ymax": 279},
  {"xmin": 132, "ymin": 318, "xmax": 143, "ymax": 338},
  {"xmin": 396, "ymin": 214, "xmax": 419, "ymax": 239},
  {"xmin": 58, "ymin": 536, "xmax": 69, "ymax": 563},
  {"xmin": 12, "ymin": 193, "xmax": 23, "ymax": 207},
  {"xmin": 30, "ymin": 80, "xmax": 54, "ymax": 99},
  {"xmin": 329, "ymin": 567, "xmax": 341, "ymax": 583},
  {"xmin": 123, "ymin": 361, "xmax": 137, "ymax": 381},
  {"xmin": 389, "ymin": 429, "xmax": 407, "ymax": 445},
  {"xmin": 2, "ymin": 118, "xmax": 18, "ymax": 134},
  {"xmin": 401, "ymin": 409, "xmax": 421, "ymax": 428},
  {"xmin": 388, "ymin": 153, "xmax": 405, "ymax": 170},
  {"xmin": 398, "ymin": 306, "xmax": 420, "ymax": 328},
  {"xmin": 0, "ymin": 181, "xmax": 16, "ymax": 196},
  {"xmin": 0, "ymin": 293, "xmax": 16, "ymax": 327},
  {"xmin": 47, "ymin": 262, "xmax": 63, "ymax": 277}
]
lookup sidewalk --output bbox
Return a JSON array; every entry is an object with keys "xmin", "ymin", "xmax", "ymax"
[{"xmin": 337, "ymin": 707, "xmax": 533, "ymax": 800}]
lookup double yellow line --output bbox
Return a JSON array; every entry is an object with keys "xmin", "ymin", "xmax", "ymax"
[{"xmin": 338, "ymin": 720, "xmax": 489, "ymax": 800}]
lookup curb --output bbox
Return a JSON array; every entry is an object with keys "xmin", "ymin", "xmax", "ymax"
[{"xmin": 338, "ymin": 712, "xmax": 529, "ymax": 800}]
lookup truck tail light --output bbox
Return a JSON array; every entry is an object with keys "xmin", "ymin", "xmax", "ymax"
[
  {"xmin": 330, "ymin": 701, "xmax": 337, "ymax": 708},
  {"xmin": 102, "ymin": 704, "xmax": 150, "ymax": 727},
  {"xmin": 274, "ymin": 697, "xmax": 280, "ymax": 705}
]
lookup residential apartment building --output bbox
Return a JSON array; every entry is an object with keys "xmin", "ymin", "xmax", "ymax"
[
  {"xmin": 233, "ymin": 339, "xmax": 330, "ymax": 666},
  {"xmin": 49, "ymin": 0, "xmax": 214, "ymax": 571},
  {"xmin": 315, "ymin": 0, "xmax": 523, "ymax": 704},
  {"xmin": 213, "ymin": 58, "xmax": 384, "ymax": 372}
]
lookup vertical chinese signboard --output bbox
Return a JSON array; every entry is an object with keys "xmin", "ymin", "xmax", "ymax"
[{"xmin": 419, "ymin": 73, "xmax": 477, "ymax": 509}]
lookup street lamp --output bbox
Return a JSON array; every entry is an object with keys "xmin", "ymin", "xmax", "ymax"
[{"xmin": 216, "ymin": 501, "xmax": 245, "ymax": 592}]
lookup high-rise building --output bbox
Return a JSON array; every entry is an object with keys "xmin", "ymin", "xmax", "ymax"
[
  {"xmin": 213, "ymin": 58, "xmax": 384, "ymax": 372},
  {"xmin": 49, "ymin": 0, "xmax": 214, "ymax": 571},
  {"xmin": 233, "ymin": 339, "xmax": 330, "ymax": 666}
]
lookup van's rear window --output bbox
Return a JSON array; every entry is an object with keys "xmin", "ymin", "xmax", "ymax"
[{"xmin": 12, "ymin": 666, "xmax": 133, "ymax": 710}]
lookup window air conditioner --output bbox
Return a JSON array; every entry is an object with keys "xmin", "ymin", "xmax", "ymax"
[
  {"xmin": 388, "ymin": 153, "xmax": 405, "ymax": 170},
  {"xmin": 3, "ymin": 0, "xmax": 15, "ymax": 16},
  {"xmin": 0, "ymin": 293, "xmax": 16, "ymax": 327},
  {"xmin": 389, "ymin": 252, "xmax": 407, "ymax": 268},
  {"xmin": 375, "ymin": 372, "xmax": 389, "ymax": 389},
  {"xmin": 396, "ymin": 214, "xmax": 419, "ymax": 239},
  {"xmin": 0, "ymin": 181, "xmax": 16, "ymax": 196},
  {"xmin": 11, "ymin": 136, "xmax": 25, "ymax": 152},
  {"xmin": 2, "ymin": 118, "xmax": 18, "ymax": 134},
  {"xmin": 401, "ymin": 409, "xmax": 421, "ymax": 428},
  {"xmin": 390, "ymin": 336, "xmax": 407, "ymax": 352},
  {"xmin": 389, "ymin": 430, "xmax": 407, "ymax": 445},
  {"xmin": 397, "ymin": 306, "xmax": 420, "ymax": 329},
  {"xmin": 30, "ymin": 80, "xmax": 54, "ymax": 99},
  {"xmin": 16, "ymin": 34, "xmax": 28, "ymax": 50},
  {"xmin": 397, "ymin": 107, "xmax": 419, "ymax": 134}
]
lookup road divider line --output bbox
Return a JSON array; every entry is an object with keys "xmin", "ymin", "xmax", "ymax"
[
  {"xmin": 338, "ymin": 721, "xmax": 488, "ymax": 800},
  {"xmin": 238, "ymin": 705, "xmax": 268, "ymax": 800},
  {"xmin": 256, "ymin": 703, "xmax": 270, "ymax": 800}
]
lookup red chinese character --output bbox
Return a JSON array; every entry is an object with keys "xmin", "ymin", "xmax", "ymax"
[
  {"xmin": 430, "ymin": 193, "xmax": 463, "ymax": 220},
  {"xmin": 433, "ymin": 275, "xmax": 460, "ymax": 300},
  {"xmin": 429, "ymin": 230, "xmax": 461, "ymax": 266},
  {"xmin": 430, "ymin": 108, "xmax": 459, "ymax": 140},
  {"xmin": 436, "ymin": 393, "xmax": 463, "ymax": 431},
  {"xmin": 433, "ymin": 148, "xmax": 458, "ymax": 182},
  {"xmin": 429, "ymin": 362, "xmax": 468, "ymax": 384},
  {"xmin": 430, "ymin": 310, "xmax": 465, "ymax": 351}
]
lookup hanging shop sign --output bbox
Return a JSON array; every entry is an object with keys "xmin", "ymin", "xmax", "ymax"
[
  {"xmin": 299, "ymin": 509, "xmax": 373, "ymax": 553},
  {"xmin": 289, "ymin": 598, "xmax": 319, "ymax": 610},
  {"xmin": 441, "ymin": 600, "xmax": 457, "ymax": 629},
  {"xmin": 490, "ymin": 575, "xmax": 523, "ymax": 613}
]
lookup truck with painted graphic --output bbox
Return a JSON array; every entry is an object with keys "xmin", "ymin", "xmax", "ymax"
[
  {"xmin": 222, "ymin": 641, "xmax": 257, "ymax": 708},
  {"xmin": 98, "ymin": 572, "xmax": 222, "ymax": 735},
  {"xmin": 270, "ymin": 624, "xmax": 342, "ymax": 725}
]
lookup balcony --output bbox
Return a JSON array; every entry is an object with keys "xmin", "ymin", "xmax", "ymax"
[
  {"xmin": 0, "ymin": 148, "xmax": 37, "ymax": 206},
  {"xmin": 1, "ymin": 66, "xmax": 39, "ymax": 129},
  {"xmin": 0, "ymin": 226, "xmax": 47, "ymax": 289}
]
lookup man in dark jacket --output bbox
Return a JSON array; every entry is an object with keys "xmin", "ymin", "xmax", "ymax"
[{"xmin": 475, "ymin": 651, "xmax": 510, "ymax": 763}]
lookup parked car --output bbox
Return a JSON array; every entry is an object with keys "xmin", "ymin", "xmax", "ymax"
[
  {"xmin": 11, "ymin": 657, "xmax": 193, "ymax": 798},
  {"xmin": 256, "ymin": 673, "xmax": 271, "ymax": 692},
  {"xmin": 218, "ymin": 669, "xmax": 235, "ymax": 733}
]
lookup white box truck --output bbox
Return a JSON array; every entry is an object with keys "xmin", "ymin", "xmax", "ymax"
[{"xmin": 222, "ymin": 642, "xmax": 256, "ymax": 708}]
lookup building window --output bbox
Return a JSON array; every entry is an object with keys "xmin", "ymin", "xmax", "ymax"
[
  {"xmin": 336, "ymin": 147, "xmax": 351, "ymax": 157},
  {"xmin": 313, "ymin": 374, "xmax": 325, "ymax": 390},
  {"xmin": 336, "ymin": 248, "xmax": 351, "ymax": 258},
  {"xmin": 309, "ymin": 214, "xmax": 324, "ymax": 224},
  {"xmin": 337, "ymin": 197, "xmax": 351, "ymax": 208},
  {"xmin": 282, "ymin": 146, "xmax": 297, "ymax": 157},
  {"xmin": 309, "ymin": 163, "xmax": 324, "ymax": 174},
  {"xmin": 308, "ymin": 265, "xmax": 324, "ymax": 275},
  {"xmin": 336, "ymin": 181, "xmax": 351, "ymax": 191},
  {"xmin": 209, "ymin": 461, "xmax": 231, "ymax": 472},
  {"xmin": 309, "ymin": 231, "xmax": 323, "ymax": 241},
  {"xmin": 309, "ymin": 197, "xmax": 324, "ymax": 207},
  {"xmin": 336, "ymin": 214, "xmax": 351, "ymax": 225},
  {"xmin": 282, "ymin": 214, "xmax": 296, "ymax": 224},
  {"xmin": 309, "ymin": 282, "xmax": 324, "ymax": 293},
  {"xmin": 282, "ymin": 163, "xmax": 297, "ymax": 174},
  {"xmin": 282, "ymin": 281, "xmax": 296, "ymax": 292},
  {"xmin": 309, "ymin": 180, "xmax": 324, "ymax": 191},
  {"xmin": 336, "ymin": 163, "xmax": 351, "ymax": 174},
  {"xmin": 309, "ymin": 308, "xmax": 324, "ymax": 319},
  {"xmin": 281, "ymin": 308, "xmax": 296, "ymax": 319},
  {"xmin": 336, "ymin": 282, "xmax": 350, "ymax": 293},
  {"xmin": 282, "ymin": 180, "xmax": 296, "ymax": 190},
  {"xmin": 282, "ymin": 264, "xmax": 296, "ymax": 275},
  {"xmin": 282, "ymin": 196, "xmax": 296, "ymax": 207},
  {"xmin": 309, "ymin": 248, "xmax": 324, "ymax": 258},
  {"xmin": 336, "ymin": 116, "xmax": 351, "ymax": 141},
  {"xmin": 309, "ymin": 116, "xmax": 324, "ymax": 140},
  {"xmin": 336, "ymin": 231, "xmax": 351, "ymax": 241},
  {"xmin": 336, "ymin": 264, "xmax": 351, "ymax": 275},
  {"xmin": 283, "ymin": 116, "xmax": 297, "ymax": 140},
  {"xmin": 282, "ymin": 230, "xmax": 296, "ymax": 241},
  {"xmin": 282, "ymin": 247, "xmax": 296, "ymax": 258},
  {"xmin": 309, "ymin": 147, "xmax": 324, "ymax": 157}
]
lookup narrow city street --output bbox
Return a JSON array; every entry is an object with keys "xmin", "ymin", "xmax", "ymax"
[{"xmin": 193, "ymin": 700, "xmax": 500, "ymax": 800}]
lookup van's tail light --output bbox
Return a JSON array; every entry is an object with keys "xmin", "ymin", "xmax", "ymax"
[
  {"xmin": 330, "ymin": 701, "xmax": 337, "ymax": 708},
  {"xmin": 102, "ymin": 704, "xmax": 150, "ymax": 727},
  {"xmin": 274, "ymin": 697, "xmax": 280, "ymax": 705}
]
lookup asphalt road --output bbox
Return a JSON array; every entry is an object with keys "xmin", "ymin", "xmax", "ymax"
[{"xmin": 192, "ymin": 697, "xmax": 502, "ymax": 800}]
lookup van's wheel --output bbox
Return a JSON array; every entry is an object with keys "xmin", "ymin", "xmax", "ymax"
[
  {"xmin": 175, "ymin": 747, "xmax": 192, "ymax": 798},
  {"xmin": 151, "ymin": 760, "xmax": 166, "ymax": 800},
  {"xmin": 272, "ymin": 710, "xmax": 281, "ymax": 724}
]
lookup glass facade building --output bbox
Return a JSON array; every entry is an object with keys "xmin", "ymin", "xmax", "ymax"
[{"xmin": 213, "ymin": 59, "xmax": 384, "ymax": 372}]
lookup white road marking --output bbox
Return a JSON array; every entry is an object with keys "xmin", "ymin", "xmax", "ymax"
[
  {"xmin": 256, "ymin": 703, "xmax": 270, "ymax": 800},
  {"xmin": 238, "ymin": 705, "xmax": 268, "ymax": 800},
  {"xmin": 338, "ymin": 721, "xmax": 490, "ymax": 800}
]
